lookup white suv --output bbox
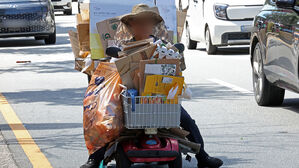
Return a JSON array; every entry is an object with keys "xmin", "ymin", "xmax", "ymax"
[
  {"xmin": 51, "ymin": 0, "xmax": 72, "ymax": 15},
  {"xmin": 185, "ymin": 0, "xmax": 265, "ymax": 54}
]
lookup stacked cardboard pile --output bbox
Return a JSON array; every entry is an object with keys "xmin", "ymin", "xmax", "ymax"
[
  {"xmin": 113, "ymin": 38, "xmax": 189, "ymax": 103},
  {"xmin": 69, "ymin": 13, "xmax": 94, "ymax": 75}
]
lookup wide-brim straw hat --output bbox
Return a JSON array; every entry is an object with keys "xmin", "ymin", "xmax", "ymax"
[{"xmin": 120, "ymin": 4, "xmax": 164, "ymax": 26}]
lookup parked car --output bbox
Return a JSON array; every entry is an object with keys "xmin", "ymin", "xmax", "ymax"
[
  {"xmin": 0, "ymin": 0, "xmax": 56, "ymax": 44},
  {"xmin": 250, "ymin": 0, "xmax": 299, "ymax": 106},
  {"xmin": 78, "ymin": 0, "xmax": 89, "ymax": 14},
  {"xmin": 185, "ymin": 0, "xmax": 265, "ymax": 54},
  {"xmin": 51, "ymin": 0, "xmax": 72, "ymax": 15}
]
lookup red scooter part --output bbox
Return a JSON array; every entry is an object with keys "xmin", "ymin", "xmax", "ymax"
[{"xmin": 121, "ymin": 135, "xmax": 180, "ymax": 163}]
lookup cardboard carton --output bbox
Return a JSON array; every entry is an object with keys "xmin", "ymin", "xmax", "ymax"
[
  {"xmin": 68, "ymin": 30, "xmax": 80, "ymax": 58},
  {"xmin": 115, "ymin": 43, "xmax": 157, "ymax": 89},
  {"xmin": 176, "ymin": 10, "xmax": 187, "ymax": 42},
  {"xmin": 74, "ymin": 58, "xmax": 95, "ymax": 76},
  {"xmin": 96, "ymin": 17, "xmax": 120, "ymax": 56},
  {"xmin": 77, "ymin": 23, "xmax": 90, "ymax": 52},
  {"xmin": 80, "ymin": 3, "xmax": 90, "ymax": 22}
]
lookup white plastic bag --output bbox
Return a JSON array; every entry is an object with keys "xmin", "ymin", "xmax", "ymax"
[{"xmin": 182, "ymin": 83, "xmax": 192, "ymax": 99}]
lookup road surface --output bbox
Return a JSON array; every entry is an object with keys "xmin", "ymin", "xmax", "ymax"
[{"xmin": 0, "ymin": 8, "xmax": 299, "ymax": 168}]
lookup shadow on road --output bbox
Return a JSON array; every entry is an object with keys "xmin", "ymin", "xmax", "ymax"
[
  {"xmin": 1, "ymin": 132, "xmax": 85, "ymax": 156},
  {"xmin": 0, "ymin": 41, "xmax": 72, "ymax": 56},
  {"xmin": 2, "ymin": 87, "xmax": 85, "ymax": 106},
  {"xmin": 187, "ymin": 83, "xmax": 253, "ymax": 101},
  {"xmin": 0, "ymin": 60, "xmax": 76, "ymax": 74},
  {"xmin": 195, "ymin": 46, "xmax": 249, "ymax": 56},
  {"xmin": 216, "ymin": 47, "xmax": 249, "ymax": 55},
  {"xmin": 281, "ymin": 98, "xmax": 299, "ymax": 114}
]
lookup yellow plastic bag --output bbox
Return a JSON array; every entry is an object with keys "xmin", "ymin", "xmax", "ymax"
[{"xmin": 83, "ymin": 62, "xmax": 123, "ymax": 154}]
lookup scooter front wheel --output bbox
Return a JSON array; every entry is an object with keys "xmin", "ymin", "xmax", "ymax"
[{"xmin": 115, "ymin": 145, "xmax": 132, "ymax": 168}]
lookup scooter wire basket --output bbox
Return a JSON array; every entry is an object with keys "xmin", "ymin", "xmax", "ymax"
[{"xmin": 121, "ymin": 92, "xmax": 181, "ymax": 129}]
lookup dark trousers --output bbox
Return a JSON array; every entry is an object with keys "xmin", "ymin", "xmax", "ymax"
[
  {"xmin": 89, "ymin": 106, "xmax": 209, "ymax": 161},
  {"xmin": 180, "ymin": 106, "xmax": 209, "ymax": 160}
]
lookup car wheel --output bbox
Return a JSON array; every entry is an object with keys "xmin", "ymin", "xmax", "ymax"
[
  {"xmin": 252, "ymin": 42, "xmax": 285, "ymax": 106},
  {"xmin": 186, "ymin": 24, "xmax": 197, "ymax": 49},
  {"xmin": 64, "ymin": 8, "xmax": 72, "ymax": 15},
  {"xmin": 115, "ymin": 145, "xmax": 131, "ymax": 168},
  {"xmin": 168, "ymin": 151, "xmax": 182, "ymax": 168},
  {"xmin": 44, "ymin": 30, "xmax": 56, "ymax": 45},
  {"xmin": 205, "ymin": 28, "xmax": 217, "ymax": 55}
]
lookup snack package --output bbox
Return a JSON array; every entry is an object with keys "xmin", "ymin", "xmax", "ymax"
[
  {"xmin": 83, "ymin": 62, "xmax": 124, "ymax": 154},
  {"xmin": 142, "ymin": 75, "xmax": 184, "ymax": 96}
]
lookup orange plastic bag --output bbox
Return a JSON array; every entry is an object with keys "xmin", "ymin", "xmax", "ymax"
[{"xmin": 83, "ymin": 62, "xmax": 123, "ymax": 154}]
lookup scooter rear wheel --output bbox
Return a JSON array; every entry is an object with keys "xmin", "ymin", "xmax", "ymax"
[
  {"xmin": 115, "ymin": 145, "xmax": 132, "ymax": 168},
  {"xmin": 168, "ymin": 151, "xmax": 182, "ymax": 168}
]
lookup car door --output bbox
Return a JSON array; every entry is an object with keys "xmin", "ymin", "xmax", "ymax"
[
  {"xmin": 263, "ymin": 1, "xmax": 282, "ymax": 83},
  {"xmin": 273, "ymin": 1, "xmax": 299, "ymax": 90},
  {"xmin": 294, "ymin": 1, "xmax": 299, "ymax": 89},
  {"xmin": 187, "ymin": 0, "xmax": 204, "ymax": 41}
]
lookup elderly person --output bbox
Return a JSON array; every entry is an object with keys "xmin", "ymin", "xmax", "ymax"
[{"xmin": 81, "ymin": 4, "xmax": 223, "ymax": 168}]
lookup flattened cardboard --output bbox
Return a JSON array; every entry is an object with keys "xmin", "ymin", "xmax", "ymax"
[
  {"xmin": 122, "ymin": 39, "xmax": 153, "ymax": 51},
  {"xmin": 115, "ymin": 44, "xmax": 157, "ymax": 89},
  {"xmin": 68, "ymin": 30, "xmax": 80, "ymax": 58},
  {"xmin": 77, "ymin": 23, "xmax": 90, "ymax": 51},
  {"xmin": 96, "ymin": 17, "xmax": 120, "ymax": 56},
  {"xmin": 176, "ymin": 10, "xmax": 187, "ymax": 42}
]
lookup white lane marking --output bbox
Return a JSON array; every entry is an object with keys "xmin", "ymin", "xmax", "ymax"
[{"xmin": 208, "ymin": 78, "xmax": 253, "ymax": 94}]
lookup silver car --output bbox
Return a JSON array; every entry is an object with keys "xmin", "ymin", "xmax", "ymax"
[
  {"xmin": 0, "ymin": 0, "xmax": 56, "ymax": 44},
  {"xmin": 51, "ymin": 0, "xmax": 72, "ymax": 15}
]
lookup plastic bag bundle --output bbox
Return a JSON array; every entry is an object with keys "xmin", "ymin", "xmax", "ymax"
[{"xmin": 83, "ymin": 62, "xmax": 123, "ymax": 154}]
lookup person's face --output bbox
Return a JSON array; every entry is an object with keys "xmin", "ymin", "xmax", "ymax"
[{"xmin": 129, "ymin": 16, "xmax": 155, "ymax": 38}]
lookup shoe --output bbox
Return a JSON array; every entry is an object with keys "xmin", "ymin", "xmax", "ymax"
[
  {"xmin": 198, "ymin": 156, "xmax": 223, "ymax": 168},
  {"xmin": 80, "ymin": 159, "xmax": 100, "ymax": 168}
]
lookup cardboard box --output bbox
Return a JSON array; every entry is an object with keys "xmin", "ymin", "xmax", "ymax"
[
  {"xmin": 177, "ymin": 10, "xmax": 187, "ymax": 42},
  {"xmin": 96, "ymin": 17, "xmax": 120, "ymax": 56},
  {"xmin": 177, "ymin": 10, "xmax": 187, "ymax": 29},
  {"xmin": 115, "ymin": 43, "xmax": 157, "ymax": 89},
  {"xmin": 75, "ymin": 58, "xmax": 95, "ymax": 76},
  {"xmin": 77, "ymin": 14, "xmax": 89, "ymax": 25},
  {"xmin": 80, "ymin": 3, "xmax": 90, "ymax": 22},
  {"xmin": 89, "ymin": 0, "xmax": 177, "ymax": 59},
  {"xmin": 68, "ymin": 30, "xmax": 80, "ymax": 58},
  {"xmin": 118, "ymin": 39, "xmax": 154, "ymax": 58},
  {"xmin": 139, "ymin": 59, "xmax": 181, "ymax": 94},
  {"xmin": 122, "ymin": 39, "xmax": 153, "ymax": 51},
  {"xmin": 77, "ymin": 23, "xmax": 90, "ymax": 52}
]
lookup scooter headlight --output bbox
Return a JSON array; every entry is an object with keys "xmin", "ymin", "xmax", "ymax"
[{"xmin": 214, "ymin": 4, "xmax": 229, "ymax": 20}]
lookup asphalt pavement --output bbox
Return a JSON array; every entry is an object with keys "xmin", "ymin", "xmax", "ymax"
[{"xmin": 0, "ymin": 6, "xmax": 299, "ymax": 168}]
